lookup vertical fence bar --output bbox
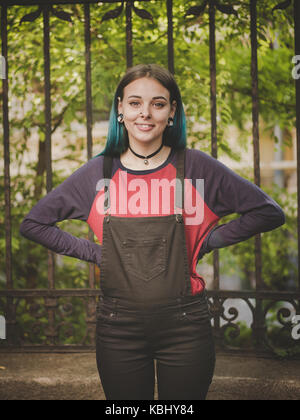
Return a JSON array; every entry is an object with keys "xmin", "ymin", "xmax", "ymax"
[
  {"xmin": 208, "ymin": 3, "xmax": 219, "ymax": 283},
  {"xmin": 84, "ymin": 2, "xmax": 95, "ymax": 285},
  {"xmin": 250, "ymin": 0, "xmax": 265, "ymax": 350},
  {"xmin": 43, "ymin": 4, "xmax": 57, "ymax": 345},
  {"xmin": 43, "ymin": 4, "xmax": 55, "ymax": 291},
  {"xmin": 295, "ymin": 0, "xmax": 300, "ymax": 290},
  {"xmin": 126, "ymin": 0, "xmax": 133, "ymax": 68},
  {"xmin": 250, "ymin": 0, "xmax": 262, "ymax": 286},
  {"xmin": 208, "ymin": 1, "xmax": 221, "ymax": 344},
  {"xmin": 209, "ymin": 1, "xmax": 217, "ymax": 161},
  {"xmin": 250, "ymin": 0, "xmax": 262, "ymax": 281},
  {"xmin": 43, "ymin": 4, "xmax": 55, "ymax": 288},
  {"xmin": 1, "ymin": 6, "xmax": 12, "ymax": 291},
  {"xmin": 166, "ymin": 0, "xmax": 174, "ymax": 75},
  {"xmin": 1, "ymin": 5, "xmax": 17, "ymax": 345},
  {"xmin": 85, "ymin": 3, "xmax": 93, "ymax": 163},
  {"xmin": 43, "ymin": 5, "xmax": 53, "ymax": 197},
  {"xmin": 84, "ymin": 2, "xmax": 96, "ymax": 344}
]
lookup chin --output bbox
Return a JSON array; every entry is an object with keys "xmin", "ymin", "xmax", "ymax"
[{"xmin": 131, "ymin": 132, "xmax": 164, "ymax": 143}]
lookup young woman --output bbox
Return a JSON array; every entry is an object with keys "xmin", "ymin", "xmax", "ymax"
[{"xmin": 20, "ymin": 63, "xmax": 285, "ymax": 400}]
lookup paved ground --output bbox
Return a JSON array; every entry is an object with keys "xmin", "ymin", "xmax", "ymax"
[{"xmin": 0, "ymin": 352, "xmax": 300, "ymax": 400}]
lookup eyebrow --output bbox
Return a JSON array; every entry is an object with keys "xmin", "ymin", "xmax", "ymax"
[{"xmin": 127, "ymin": 95, "xmax": 168, "ymax": 101}]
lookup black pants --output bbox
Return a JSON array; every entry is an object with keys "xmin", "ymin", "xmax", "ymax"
[{"xmin": 96, "ymin": 292, "xmax": 216, "ymax": 400}]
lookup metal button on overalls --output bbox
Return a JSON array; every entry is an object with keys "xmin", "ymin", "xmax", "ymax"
[{"xmin": 100, "ymin": 148, "xmax": 191, "ymax": 305}]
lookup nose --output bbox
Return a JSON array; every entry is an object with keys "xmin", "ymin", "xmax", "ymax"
[{"xmin": 139, "ymin": 104, "xmax": 151, "ymax": 119}]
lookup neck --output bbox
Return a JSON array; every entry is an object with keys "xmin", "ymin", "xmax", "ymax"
[
  {"xmin": 128, "ymin": 140, "xmax": 163, "ymax": 157},
  {"xmin": 120, "ymin": 143, "xmax": 171, "ymax": 170}
]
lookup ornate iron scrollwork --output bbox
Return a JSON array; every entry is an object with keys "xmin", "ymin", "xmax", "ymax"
[
  {"xmin": 20, "ymin": 5, "xmax": 73, "ymax": 25},
  {"xmin": 273, "ymin": 0, "xmax": 293, "ymax": 12},
  {"xmin": 101, "ymin": 1, "xmax": 153, "ymax": 24},
  {"xmin": 185, "ymin": 0, "xmax": 238, "ymax": 20}
]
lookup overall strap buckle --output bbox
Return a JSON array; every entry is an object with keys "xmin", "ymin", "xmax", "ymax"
[{"xmin": 176, "ymin": 213, "xmax": 183, "ymax": 223}]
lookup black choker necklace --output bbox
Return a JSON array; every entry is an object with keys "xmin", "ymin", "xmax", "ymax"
[{"xmin": 128, "ymin": 143, "xmax": 164, "ymax": 165}]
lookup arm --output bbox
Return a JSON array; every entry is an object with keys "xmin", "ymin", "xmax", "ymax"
[
  {"xmin": 198, "ymin": 158, "xmax": 285, "ymax": 258},
  {"xmin": 19, "ymin": 160, "xmax": 102, "ymax": 267}
]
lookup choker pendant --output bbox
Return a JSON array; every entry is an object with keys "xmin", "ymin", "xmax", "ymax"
[{"xmin": 128, "ymin": 142, "xmax": 164, "ymax": 166}]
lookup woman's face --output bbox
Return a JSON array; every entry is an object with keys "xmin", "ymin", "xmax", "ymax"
[{"xmin": 118, "ymin": 77, "xmax": 177, "ymax": 147}]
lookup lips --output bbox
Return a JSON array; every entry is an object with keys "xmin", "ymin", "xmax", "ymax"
[
  {"xmin": 135, "ymin": 124, "xmax": 154, "ymax": 127},
  {"xmin": 135, "ymin": 123, "xmax": 155, "ymax": 131}
]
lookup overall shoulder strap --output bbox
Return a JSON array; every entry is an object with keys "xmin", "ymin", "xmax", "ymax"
[
  {"xmin": 175, "ymin": 148, "xmax": 185, "ymax": 211},
  {"xmin": 103, "ymin": 154, "xmax": 113, "ymax": 180},
  {"xmin": 103, "ymin": 154, "xmax": 113, "ymax": 213}
]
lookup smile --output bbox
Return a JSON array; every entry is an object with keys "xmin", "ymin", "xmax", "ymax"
[{"xmin": 135, "ymin": 124, "xmax": 155, "ymax": 131}]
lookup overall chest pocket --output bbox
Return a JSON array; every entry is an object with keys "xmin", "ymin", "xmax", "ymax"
[{"xmin": 121, "ymin": 237, "xmax": 168, "ymax": 282}]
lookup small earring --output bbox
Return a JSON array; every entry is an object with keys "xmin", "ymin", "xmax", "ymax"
[
  {"xmin": 167, "ymin": 117, "xmax": 174, "ymax": 127},
  {"xmin": 117, "ymin": 113, "xmax": 124, "ymax": 124}
]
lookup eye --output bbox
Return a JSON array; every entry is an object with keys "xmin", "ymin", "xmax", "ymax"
[
  {"xmin": 154, "ymin": 103, "xmax": 166, "ymax": 108},
  {"xmin": 129, "ymin": 101, "xmax": 140, "ymax": 107}
]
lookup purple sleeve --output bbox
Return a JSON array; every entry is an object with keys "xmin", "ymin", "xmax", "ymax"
[
  {"xmin": 19, "ymin": 158, "xmax": 102, "ymax": 267},
  {"xmin": 197, "ymin": 153, "xmax": 285, "ymax": 256}
]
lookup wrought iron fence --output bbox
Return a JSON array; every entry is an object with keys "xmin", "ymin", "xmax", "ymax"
[{"xmin": 1, "ymin": 0, "xmax": 300, "ymax": 355}]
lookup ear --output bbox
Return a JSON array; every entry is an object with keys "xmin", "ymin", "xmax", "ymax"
[
  {"xmin": 170, "ymin": 100, "xmax": 177, "ymax": 119},
  {"xmin": 117, "ymin": 96, "xmax": 123, "ymax": 114}
]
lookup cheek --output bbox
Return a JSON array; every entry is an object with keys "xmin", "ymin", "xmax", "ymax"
[
  {"xmin": 156, "ymin": 112, "xmax": 169, "ymax": 123},
  {"xmin": 123, "ymin": 107, "xmax": 170, "ymax": 124},
  {"xmin": 154, "ymin": 107, "xmax": 171, "ymax": 120},
  {"xmin": 124, "ymin": 110, "xmax": 138, "ymax": 122}
]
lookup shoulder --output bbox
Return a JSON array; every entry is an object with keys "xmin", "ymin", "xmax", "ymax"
[
  {"xmin": 185, "ymin": 147, "xmax": 219, "ymax": 165},
  {"xmin": 184, "ymin": 147, "xmax": 229, "ymax": 178},
  {"xmin": 185, "ymin": 147, "xmax": 207, "ymax": 161},
  {"xmin": 68, "ymin": 155, "xmax": 104, "ymax": 182},
  {"xmin": 79, "ymin": 154, "xmax": 104, "ymax": 174},
  {"xmin": 50, "ymin": 155, "xmax": 105, "ymax": 199}
]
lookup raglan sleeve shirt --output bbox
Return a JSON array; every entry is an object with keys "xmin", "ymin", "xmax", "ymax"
[
  {"xmin": 19, "ymin": 148, "xmax": 286, "ymax": 272},
  {"xmin": 195, "ymin": 150, "xmax": 286, "ymax": 259},
  {"xmin": 19, "ymin": 157, "xmax": 103, "ymax": 267}
]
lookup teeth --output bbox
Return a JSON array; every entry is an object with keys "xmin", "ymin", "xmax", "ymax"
[{"xmin": 138, "ymin": 125, "xmax": 153, "ymax": 128}]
